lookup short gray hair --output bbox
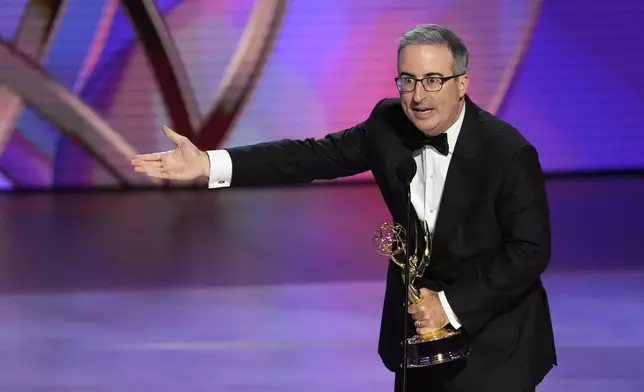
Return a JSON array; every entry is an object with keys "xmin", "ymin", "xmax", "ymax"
[{"xmin": 397, "ymin": 24, "xmax": 469, "ymax": 75}]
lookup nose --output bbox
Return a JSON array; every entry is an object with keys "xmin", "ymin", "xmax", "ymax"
[{"xmin": 412, "ymin": 80, "xmax": 427, "ymax": 102}]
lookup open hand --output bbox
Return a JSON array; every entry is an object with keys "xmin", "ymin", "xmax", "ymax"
[
  {"xmin": 408, "ymin": 288, "xmax": 449, "ymax": 335},
  {"xmin": 131, "ymin": 126, "xmax": 210, "ymax": 181}
]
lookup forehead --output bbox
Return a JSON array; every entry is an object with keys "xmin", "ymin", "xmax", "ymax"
[{"xmin": 398, "ymin": 44, "xmax": 453, "ymax": 75}]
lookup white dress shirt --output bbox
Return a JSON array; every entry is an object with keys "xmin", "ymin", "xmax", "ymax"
[
  {"xmin": 204, "ymin": 104, "xmax": 466, "ymax": 330},
  {"xmin": 409, "ymin": 104, "xmax": 466, "ymax": 330}
]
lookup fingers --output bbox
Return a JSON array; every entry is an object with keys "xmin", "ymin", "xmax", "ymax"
[
  {"xmin": 131, "ymin": 150, "xmax": 172, "ymax": 162},
  {"xmin": 413, "ymin": 318, "xmax": 442, "ymax": 334},
  {"xmin": 162, "ymin": 125, "xmax": 185, "ymax": 145},
  {"xmin": 408, "ymin": 303, "xmax": 427, "ymax": 317},
  {"xmin": 130, "ymin": 126, "xmax": 191, "ymax": 163},
  {"xmin": 132, "ymin": 164, "xmax": 163, "ymax": 174},
  {"xmin": 417, "ymin": 325, "xmax": 439, "ymax": 335},
  {"xmin": 131, "ymin": 158, "xmax": 164, "ymax": 176},
  {"xmin": 408, "ymin": 289, "xmax": 448, "ymax": 335},
  {"xmin": 413, "ymin": 318, "xmax": 437, "ymax": 328},
  {"xmin": 133, "ymin": 166, "xmax": 172, "ymax": 179},
  {"xmin": 131, "ymin": 153, "xmax": 163, "ymax": 162},
  {"xmin": 132, "ymin": 160, "xmax": 163, "ymax": 169},
  {"xmin": 131, "ymin": 157, "xmax": 169, "ymax": 178},
  {"xmin": 409, "ymin": 302, "xmax": 441, "ymax": 334},
  {"xmin": 408, "ymin": 304, "xmax": 428, "ymax": 320}
]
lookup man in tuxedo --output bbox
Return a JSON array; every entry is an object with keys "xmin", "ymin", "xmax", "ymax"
[{"xmin": 132, "ymin": 24, "xmax": 556, "ymax": 392}]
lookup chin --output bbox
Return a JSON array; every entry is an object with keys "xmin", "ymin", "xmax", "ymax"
[
  {"xmin": 414, "ymin": 120, "xmax": 441, "ymax": 136},
  {"xmin": 403, "ymin": 108, "xmax": 440, "ymax": 135}
]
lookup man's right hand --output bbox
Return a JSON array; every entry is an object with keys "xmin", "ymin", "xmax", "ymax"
[{"xmin": 131, "ymin": 125, "xmax": 210, "ymax": 181}]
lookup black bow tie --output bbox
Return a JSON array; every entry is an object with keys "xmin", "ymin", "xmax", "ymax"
[{"xmin": 418, "ymin": 133, "xmax": 449, "ymax": 156}]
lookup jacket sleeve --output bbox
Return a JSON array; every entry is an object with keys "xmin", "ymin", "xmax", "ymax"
[
  {"xmin": 224, "ymin": 100, "xmax": 386, "ymax": 187},
  {"xmin": 443, "ymin": 144, "xmax": 552, "ymax": 336}
]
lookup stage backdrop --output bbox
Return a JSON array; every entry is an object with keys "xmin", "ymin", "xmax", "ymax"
[{"xmin": 0, "ymin": 0, "xmax": 642, "ymax": 190}]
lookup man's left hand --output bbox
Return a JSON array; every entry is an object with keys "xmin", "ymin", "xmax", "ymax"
[{"xmin": 408, "ymin": 288, "xmax": 449, "ymax": 335}]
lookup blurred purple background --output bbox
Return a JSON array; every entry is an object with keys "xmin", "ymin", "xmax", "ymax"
[{"xmin": 0, "ymin": 0, "xmax": 642, "ymax": 190}]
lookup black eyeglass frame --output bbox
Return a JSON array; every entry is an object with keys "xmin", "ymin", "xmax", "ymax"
[{"xmin": 394, "ymin": 73, "xmax": 465, "ymax": 92}]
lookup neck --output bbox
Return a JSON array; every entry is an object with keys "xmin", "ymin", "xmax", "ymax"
[{"xmin": 443, "ymin": 99, "xmax": 465, "ymax": 132}]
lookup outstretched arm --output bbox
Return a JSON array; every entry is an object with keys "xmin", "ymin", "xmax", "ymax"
[
  {"xmin": 217, "ymin": 98, "xmax": 389, "ymax": 187},
  {"xmin": 222, "ymin": 121, "xmax": 372, "ymax": 187},
  {"xmin": 133, "ymin": 100, "xmax": 385, "ymax": 186}
]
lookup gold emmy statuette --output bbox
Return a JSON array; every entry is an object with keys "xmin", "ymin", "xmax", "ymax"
[{"xmin": 373, "ymin": 221, "xmax": 471, "ymax": 368}]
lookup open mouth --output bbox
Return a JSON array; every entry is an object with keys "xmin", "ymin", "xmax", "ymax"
[{"xmin": 412, "ymin": 108, "xmax": 435, "ymax": 117}]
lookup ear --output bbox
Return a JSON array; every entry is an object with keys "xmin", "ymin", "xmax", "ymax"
[{"xmin": 457, "ymin": 74, "xmax": 469, "ymax": 98}]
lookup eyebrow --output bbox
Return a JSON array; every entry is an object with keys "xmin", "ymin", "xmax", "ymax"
[{"xmin": 399, "ymin": 71, "xmax": 445, "ymax": 77}]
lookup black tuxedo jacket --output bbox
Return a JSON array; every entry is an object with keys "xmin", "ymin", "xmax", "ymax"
[{"xmin": 225, "ymin": 96, "xmax": 557, "ymax": 391}]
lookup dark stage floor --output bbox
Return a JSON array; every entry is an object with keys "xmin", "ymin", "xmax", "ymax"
[{"xmin": 0, "ymin": 175, "xmax": 642, "ymax": 391}]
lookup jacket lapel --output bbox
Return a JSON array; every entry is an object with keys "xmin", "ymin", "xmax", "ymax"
[{"xmin": 431, "ymin": 97, "xmax": 484, "ymax": 261}]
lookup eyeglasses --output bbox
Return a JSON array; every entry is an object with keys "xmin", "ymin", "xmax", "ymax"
[{"xmin": 394, "ymin": 73, "xmax": 465, "ymax": 93}]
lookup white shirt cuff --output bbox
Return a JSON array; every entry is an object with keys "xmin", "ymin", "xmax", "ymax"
[
  {"xmin": 206, "ymin": 150, "xmax": 233, "ymax": 189},
  {"xmin": 438, "ymin": 291, "xmax": 462, "ymax": 330}
]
